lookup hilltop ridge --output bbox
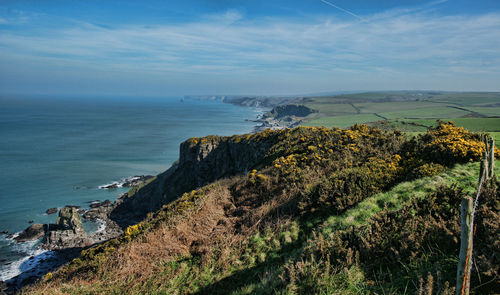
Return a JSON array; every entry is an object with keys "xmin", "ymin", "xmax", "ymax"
[{"xmin": 20, "ymin": 122, "xmax": 500, "ymax": 294}]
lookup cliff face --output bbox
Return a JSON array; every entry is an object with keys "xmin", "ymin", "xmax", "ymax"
[
  {"xmin": 268, "ymin": 104, "xmax": 317, "ymax": 119},
  {"xmin": 172, "ymin": 136, "xmax": 274, "ymax": 190},
  {"xmin": 110, "ymin": 132, "xmax": 278, "ymax": 225},
  {"xmin": 23, "ymin": 124, "xmax": 500, "ymax": 295}
]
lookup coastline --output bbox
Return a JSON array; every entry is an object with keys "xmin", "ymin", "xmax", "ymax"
[{"xmin": 0, "ymin": 98, "xmax": 265, "ymax": 293}]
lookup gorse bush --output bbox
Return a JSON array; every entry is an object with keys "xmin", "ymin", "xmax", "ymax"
[
  {"xmin": 300, "ymin": 155, "xmax": 402, "ymax": 214},
  {"xmin": 23, "ymin": 122, "xmax": 499, "ymax": 295},
  {"xmin": 294, "ymin": 181, "xmax": 499, "ymax": 294},
  {"xmin": 241, "ymin": 122, "xmax": 488, "ymax": 215},
  {"xmin": 409, "ymin": 121, "xmax": 499, "ymax": 165}
]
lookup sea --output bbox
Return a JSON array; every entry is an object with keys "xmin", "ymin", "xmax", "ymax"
[{"xmin": 0, "ymin": 95, "xmax": 259, "ymax": 282}]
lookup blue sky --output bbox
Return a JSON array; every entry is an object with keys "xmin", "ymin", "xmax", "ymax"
[{"xmin": 1, "ymin": 0, "xmax": 499, "ymax": 96}]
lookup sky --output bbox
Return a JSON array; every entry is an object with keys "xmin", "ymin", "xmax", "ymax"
[{"xmin": 0, "ymin": 0, "xmax": 499, "ymax": 96}]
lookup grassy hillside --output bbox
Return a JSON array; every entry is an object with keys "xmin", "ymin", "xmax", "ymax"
[
  {"xmin": 301, "ymin": 91, "xmax": 500, "ymax": 131},
  {"xmin": 23, "ymin": 123, "xmax": 499, "ymax": 294}
]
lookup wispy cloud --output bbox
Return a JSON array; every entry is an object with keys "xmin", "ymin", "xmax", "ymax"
[
  {"xmin": 206, "ymin": 9, "xmax": 243, "ymax": 24},
  {"xmin": 319, "ymin": 0, "xmax": 365, "ymax": 21},
  {"xmin": 367, "ymin": 0, "xmax": 449, "ymax": 21},
  {"xmin": 0, "ymin": 7, "xmax": 499, "ymax": 94}
]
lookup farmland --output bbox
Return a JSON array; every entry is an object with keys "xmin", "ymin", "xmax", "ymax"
[{"xmin": 301, "ymin": 91, "xmax": 500, "ymax": 138}]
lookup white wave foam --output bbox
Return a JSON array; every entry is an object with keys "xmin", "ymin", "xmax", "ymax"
[
  {"xmin": 95, "ymin": 219, "xmax": 106, "ymax": 233},
  {"xmin": 98, "ymin": 175, "xmax": 144, "ymax": 189},
  {"xmin": 5, "ymin": 231, "xmax": 20, "ymax": 240},
  {"xmin": 98, "ymin": 181, "xmax": 123, "ymax": 189},
  {"xmin": 0, "ymin": 239, "xmax": 57, "ymax": 281}
]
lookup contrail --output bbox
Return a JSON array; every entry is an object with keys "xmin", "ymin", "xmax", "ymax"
[{"xmin": 320, "ymin": 0, "xmax": 365, "ymax": 21}]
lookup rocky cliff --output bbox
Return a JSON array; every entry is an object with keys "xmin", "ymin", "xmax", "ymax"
[
  {"xmin": 266, "ymin": 104, "xmax": 317, "ymax": 119},
  {"xmin": 109, "ymin": 131, "xmax": 280, "ymax": 226}
]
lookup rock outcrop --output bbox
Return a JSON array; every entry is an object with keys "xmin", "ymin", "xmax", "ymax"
[
  {"xmin": 99, "ymin": 175, "xmax": 155, "ymax": 189},
  {"xmin": 14, "ymin": 224, "xmax": 45, "ymax": 242},
  {"xmin": 43, "ymin": 207, "xmax": 91, "ymax": 250},
  {"xmin": 89, "ymin": 200, "xmax": 112, "ymax": 209},
  {"xmin": 45, "ymin": 208, "xmax": 58, "ymax": 215},
  {"xmin": 84, "ymin": 200, "xmax": 114, "ymax": 220},
  {"xmin": 14, "ymin": 131, "xmax": 282, "ymax": 250},
  {"xmin": 122, "ymin": 175, "xmax": 154, "ymax": 187},
  {"xmin": 267, "ymin": 104, "xmax": 317, "ymax": 119},
  {"xmin": 56, "ymin": 207, "xmax": 84, "ymax": 232},
  {"xmin": 109, "ymin": 133, "xmax": 279, "ymax": 226}
]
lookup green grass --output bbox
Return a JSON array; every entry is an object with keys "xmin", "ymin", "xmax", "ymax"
[
  {"xmin": 308, "ymin": 91, "xmax": 500, "ymax": 107},
  {"xmin": 433, "ymin": 117, "xmax": 500, "ymax": 131},
  {"xmin": 303, "ymin": 113, "xmax": 382, "ymax": 128},
  {"xmin": 221, "ymin": 160, "xmax": 498, "ymax": 294},
  {"xmin": 28, "ymin": 161, "xmax": 498, "ymax": 295},
  {"xmin": 126, "ymin": 176, "xmax": 157, "ymax": 198},
  {"xmin": 379, "ymin": 106, "xmax": 471, "ymax": 119},
  {"xmin": 301, "ymin": 91, "xmax": 500, "ymax": 131},
  {"xmin": 304, "ymin": 103, "xmax": 358, "ymax": 116},
  {"xmin": 319, "ymin": 160, "xmax": 494, "ymax": 235},
  {"xmin": 464, "ymin": 106, "xmax": 500, "ymax": 116},
  {"xmin": 404, "ymin": 131, "xmax": 424, "ymax": 138},
  {"xmin": 319, "ymin": 91, "xmax": 428, "ymax": 101},
  {"xmin": 397, "ymin": 118, "xmax": 500, "ymax": 132},
  {"xmin": 427, "ymin": 92, "xmax": 500, "ymax": 106},
  {"xmin": 353, "ymin": 101, "xmax": 438, "ymax": 114},
  {"xmin": 490, "ymin": 132, "xmax": 500, "ymax": 148}
]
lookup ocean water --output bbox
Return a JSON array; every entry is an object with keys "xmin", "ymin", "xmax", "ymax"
[{"xmin": 0, "ymin": 95, "xmax": 259, "ymax": 280}]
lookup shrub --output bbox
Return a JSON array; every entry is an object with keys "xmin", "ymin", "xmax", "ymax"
[{"xmin": 415, "ymin": 121, "xmax": 487, "ymax": 165}]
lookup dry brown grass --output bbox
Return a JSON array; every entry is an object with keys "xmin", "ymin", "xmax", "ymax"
[
  {"xmin": 23, "ymin": 171, "xmax": 302, "ymax": 294},
  {"xmin": 22, "ymin": 181, "xmax": 239, "ymax": 294},
  {"xmin": 103, "ymin": 183, "xmax": 236, "ymax": 286}
]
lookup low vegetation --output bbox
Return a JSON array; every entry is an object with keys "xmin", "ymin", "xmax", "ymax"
[
  {"xmin": 300, "ymin": 92, "xmax": 500, "ymax": 138},
  {"xmin": 23, "ymin": 122, "xmax": 499, "ymax": 294}
]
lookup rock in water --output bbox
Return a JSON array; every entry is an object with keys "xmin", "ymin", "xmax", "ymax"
[
  {"xmin": 44, "ymin": 207, "xmax": 91, "ymax": 250},
  {"xmin": 89, "ymin": 200, "xmax": 112, "ymax": 208},
  {"xmin": 122, "ymin": 175, "xmax": 154, "ymax": 187},
  {"xmin": 99, "ymin": 182, "xmax": 120, "ymax": 189},
  {"xmin": 56, "ymin": 207, "xmax": 84, "ymax": 233},
  {"xmin": 46, "ymin": 208, "xmax": 58, "ymax": 215},
  {"xmin": 14, "ymin": 224, "xmax": 45, "ymax": 242}
]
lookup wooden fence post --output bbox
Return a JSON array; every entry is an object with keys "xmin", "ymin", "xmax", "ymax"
[
  {"xmin": 483, "ymin": 137, "xmax": 489, "ymax": 180},
  {"xmin": 457, "ymin": 197, "xmax": 474, "ymax": 295},
  {"xmin": 488, "ymin": 139, "xmax": 495, "ymax": 177},
  {"xmin": 479, "ymin": 151, "xmax": 487, "ymax": 185},
  {"xmin": 457, "ymin": 135, "xmax": 494, "ymax": 294}
]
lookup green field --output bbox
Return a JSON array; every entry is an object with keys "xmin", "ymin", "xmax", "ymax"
[
  {"xmin": 303, "ymin": 103, "xmax": 358, "ymax": 116},
  {"xmin": 301, "ymin": 91, "xmax": 500, "ymax": 133},
  {"xmin": 397, "ymin": 117, "xmax": 500, "ymax": 131},
  {"xmin": 354, "ymin": 101, "xmax": 437, "ymax": 113},
  {"xmin": 304, "ymin": 113, "xmax": 383, "ymax": 128},
  {"xmin": 425, "ymin": 92, "xmax": 500, "ymax": 106},
  {"xmin": 379, "ymin": 106, "xmax": 471, "ymax": 119},
  {"xmin": 465, "ymin": 106, "xmax": 500, "ymax": 116},
  {"xmin": 489, "ymin": 132, "xmax": 500, "ymax": 148}
]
